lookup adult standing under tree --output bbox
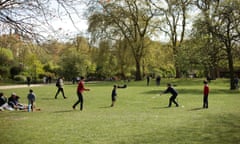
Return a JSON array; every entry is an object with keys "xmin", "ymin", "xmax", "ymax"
[
  {"xmin": 72, "ymin": 76, "xmax": 90, "ymax": 111},
  {"xmin": 54, "ymin": 77, "xmax": 67, "ymax": 99}
]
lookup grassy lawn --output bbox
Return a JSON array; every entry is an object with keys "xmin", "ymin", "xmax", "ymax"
[{"xmin": 0, "ymin": 79, "xmax": 239, "ymax": 144}]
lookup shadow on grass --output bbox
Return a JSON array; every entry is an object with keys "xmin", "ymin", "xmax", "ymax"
[
  {"xmin": 53, "ymin": 110, "xmax": 73, "ymax": 113},
  {"xmin": 189, "ymin": 107, "xmax": 203, "ymax": 111},
  {"xmin": 99, "ymin": 106, "xmax": 111, "ymax": 108},
  {"xmin": 41, "ymin": 98, "xmax": 55, "ymax": 100},
  {"xmin": 152, "ymin": 106, "xmax": 169, "ymax": 109}
]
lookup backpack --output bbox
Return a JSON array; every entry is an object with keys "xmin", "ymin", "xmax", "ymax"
[{"xmin": 56, "ymin": 79, "xmax": 60, "ymax": 87}]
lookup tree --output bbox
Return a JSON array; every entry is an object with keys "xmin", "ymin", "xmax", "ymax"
[
  {"xmin": 191, "ymin": 18, "xmax": 225, "ymax": 79},
  {"xmin": 114, "ymin": 39, "xmax": 135, "ymax": 79},
  {"xmin": 196, "ymin": 0, "xmax": 240, "ymax": 89},
  {"xmin": 0, "ymin": 47, "xmax": 14, "ymax": 78},
  {"xmin": 88, "ymin": 0, "xmax": 155, "ymax": 80},
  {"xmin": 0, "ymin": 0, "xmax": 86, "ymax": 41},
  {"xmin": 150, "ymin": 0, "xmax": 192, "ymax": 78}
]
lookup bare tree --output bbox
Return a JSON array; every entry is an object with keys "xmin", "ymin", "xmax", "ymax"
[{"xmin": 0, "ymin": 0, "xmax": 86, "ymax": 42}]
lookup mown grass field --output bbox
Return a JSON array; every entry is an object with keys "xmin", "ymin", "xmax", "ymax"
[{"xmin": 0, "ymin": 78, "xmax": 239, "ymax": 144}]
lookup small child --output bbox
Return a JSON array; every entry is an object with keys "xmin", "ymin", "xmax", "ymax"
[
  {"xmin": 203, "ymin": 80, "xmax": 209, "ymax": 108},
  {"xmin": 110, "ymin": 85, "xmax": 117, "ymax": 107},
  {"xmin": 27, "ymin": 89, "xmax": 36, "ymax": 111}
]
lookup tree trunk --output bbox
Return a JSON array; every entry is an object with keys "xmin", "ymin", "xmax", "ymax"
[
  {"xmin": 135, "ymin": 60, "xmax": 142, "ymax": 81},
  {"xmin": 223, "ymin": 35, "xmax": 235, "ymax": 89},
  {"xmin": 226, "ymin": 45, "xmax": 235, "ymax": 90},
  {"xmin": 175, "ymin": 66, "xmax": 181, "ymax": 78}
]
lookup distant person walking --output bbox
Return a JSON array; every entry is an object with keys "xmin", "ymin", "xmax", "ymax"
[
  {"xmin": 203, "ymin": 80, "xmax": 209, "ymax": 109},
  {"xmin": 160, "ymin": 83, "xmax": 179, "ymax": 107},
  {"xmin": 54, "ymin": 77, "xmax": 67, "ymax": 99},
  {"xmin": 147, "ymin": 76, "xmax": 150, "ymax": 86},
  {"xmin": 156, "ymin": 75, "xmax": 161, "ymax": 86},
  {"xmin": 234, "ymin": 76, "xmax": 239, "ymax": 89},
  {"xmin": 72, "ymin": 76, "xmax": 90, "ymax": 111},
  {"xmin": 27, "ymin": 76, "xmax": 31, "ymax": 87}
]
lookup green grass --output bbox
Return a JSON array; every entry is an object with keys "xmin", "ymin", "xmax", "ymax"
[{"xmin": 0, "ymin": 79, "xmax": 239, "ymax": 144}]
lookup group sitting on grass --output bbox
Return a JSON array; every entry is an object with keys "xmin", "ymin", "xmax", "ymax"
[{"xmin": 0, "ymin": 90, "xmax": 40, "ymax": 112}]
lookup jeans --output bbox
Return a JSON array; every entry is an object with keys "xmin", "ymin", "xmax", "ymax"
[{"xmin": 73, "ymin": 92, "xmax": 83, "ymax": 110}]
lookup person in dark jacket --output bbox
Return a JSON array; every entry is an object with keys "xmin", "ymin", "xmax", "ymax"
[
  {"xmin": 54, "ymin": 77, "xmax": 67, "ymax": 99},
  {"xmin": 110, "ymin": 85, "xmax": 117, "ymax": 107},
  {"xmin": 160, "ymin": 83, "xmax": 179, "ymax": 107}
]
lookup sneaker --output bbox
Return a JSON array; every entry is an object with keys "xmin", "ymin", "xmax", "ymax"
[{"xmin": 72, "ymin": 106, "xmax": 75, "ymax": 110}]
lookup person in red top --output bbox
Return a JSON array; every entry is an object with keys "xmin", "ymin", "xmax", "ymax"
[
  {"xmin": 203, "ymin": 80, "xmax": 209, "ymax": 108},
  {"xmin": 72, "ymin": 76, "xmax": 90, "ymax": 111}
]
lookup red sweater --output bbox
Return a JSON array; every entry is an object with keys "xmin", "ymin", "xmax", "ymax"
[
  {"xmin": 77, "ymin": 81, "xmax": 86, "ymax": 93},
  {"xmin": 203, "ymin": 84, "xmax": 209, "ymax": 96}
]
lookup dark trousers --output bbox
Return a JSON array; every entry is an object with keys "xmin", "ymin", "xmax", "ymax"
[
  {"xmin": 203, "ymin": 95, "xmax": 208, "ymax": 108},
  {"xmin": 55, "ymin": 87, "xmax": 65, "ymax": 98},
  {"xmin": 73, "ymin": 92, "xmax": 83, "ymax": 110},
  {"xmin": 169, "ymin": 95, "xmax": 179, "ymax": 107}
]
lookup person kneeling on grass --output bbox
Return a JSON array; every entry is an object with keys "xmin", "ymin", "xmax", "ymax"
[{"xmin": 160, "ymin": 83, "xmax": 179, "ymax": 107}]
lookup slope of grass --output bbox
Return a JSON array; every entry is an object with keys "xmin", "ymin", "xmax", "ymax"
[{"xmin": 0, "ymin": 78, "xmax": 239, "ymax": 144}]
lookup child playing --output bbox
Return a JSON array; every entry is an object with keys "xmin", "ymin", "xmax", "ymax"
[
  {"xmin": 203, "ymin": 80, "xmax": 209, "ymax": 108},
  {"xmin": 110, "ymin": 85, "xmax": 117, "ymax": 107},
  {"xmin": 27, "ymin": 89, "xmax": 36, "ymax": 111}
]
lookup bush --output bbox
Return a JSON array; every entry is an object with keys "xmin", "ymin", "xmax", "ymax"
[
  {"xmin": 10, "ymin": 66, "xmax": 23, "ymax": 79},
  {"xmin": 14, "ymin": 75, "xmax": 26, "ymax": 81}
]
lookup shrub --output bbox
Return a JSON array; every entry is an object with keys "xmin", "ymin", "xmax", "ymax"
[{"xmin": 14, "ymin": 75, "xmax": 26, "ymax": 81}]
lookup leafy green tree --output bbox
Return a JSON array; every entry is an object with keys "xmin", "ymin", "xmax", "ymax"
[
  {"xmin": 0, "ymin": 47, "xmax": 14, "ymax": 66},
  {"xmin": 88, "ymin": 0, "xmax": 155, "ymax": 80},
  {"xmin": 150, "ymin": 0, "xmax": 192, "ymax": 78},
  {"xmin": 0, "ymin": 46, "xmax": 13, "ymax": 78},
  {"xmin": 59, "ymin": 47, "xmax": 91, "ymax": 80},
  {"xmin": 113, "ymin": 39, "xmax": 135, "ymax": 79},
  {"xmin": 143, "ymin": 41, "xmax": 175, "ymax": 78},
  {"xmin": 24, "ymin": 54, "xmax": 44, "ymax": 80},
  {"xmin": 196, "ymin": 0, "xmax": 240, "ymax": 89}
]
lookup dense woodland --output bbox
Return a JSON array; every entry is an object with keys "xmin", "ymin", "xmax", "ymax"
[{"xmin": 0, "ymin": 0, "xmax": 239, "ymax": 89}]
